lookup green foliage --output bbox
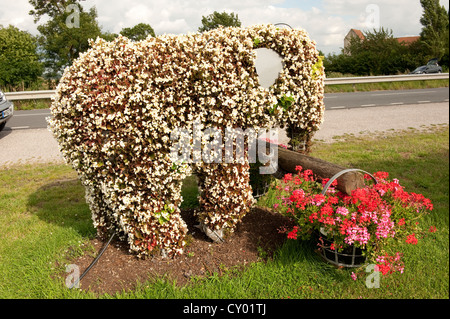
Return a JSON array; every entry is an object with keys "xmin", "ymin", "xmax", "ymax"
[
  {"xmin": 198, "ymin": 11, "xmax": 241, "ymax": 32},
  {"xmin": 31, "ymin": 1, "xmax": 102, "ymax": 79},
  {"xmin": 312, "ymin": 55, "xmax": 324, "ymax": 80},
  {"xmin": 326, "ymin": 2, "xmax": 449, "ymax": 75},
  {"xmin": 28, "ymin": 0, "xmax": 83, "ymax": 22},
  {"xmin": 120, "ymin": 23, "xmax": 155, "ymax": 41},
  {"xmin": 270, "ymin": 94, "xmax": 295, "ymax": 115},
  {"xmin": 419, "ymin": 0, "xmax": 449, "ymax": 62},
  {"xmin": 99, "ymin": 31, "xmax": 119, "ymax": 42},
  {"xmin": 324, "ymin": 28, "xmax": 428, "ymax": 76},
  {"xmin": 253, "ymin": 37, "xmax": 261, "ymax": 47},
  {"xmin": 0, "ymin": 25, "xmax": 43, "ymax": 88}
]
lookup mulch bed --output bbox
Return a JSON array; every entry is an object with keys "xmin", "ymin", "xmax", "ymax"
[{"xmin": 64, "ymin": 207, "xmax": 294, "ymax": 295}]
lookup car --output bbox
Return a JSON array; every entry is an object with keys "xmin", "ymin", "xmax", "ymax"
[
  {"xmin": 0, "ymin": 89, "xmax": 14, "ymax": 132},
  {"xmin": 410, "ymin": 58, "xmax": 443, "ymax": 74}
]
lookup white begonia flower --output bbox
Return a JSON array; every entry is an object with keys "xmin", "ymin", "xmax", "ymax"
[{"xmin": 50, "ymin": 24, "xmax": 324, "ymax": 258}]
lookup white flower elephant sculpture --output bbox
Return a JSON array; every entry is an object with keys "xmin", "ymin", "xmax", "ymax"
[{"xmin": 49, "ymin": 24, "xmax": 325, "ymax": 257}]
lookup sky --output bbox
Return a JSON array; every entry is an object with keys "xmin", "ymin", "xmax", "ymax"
[{"xmin": 1, "ymin": 0, "xmax": 449, "ymax": 55}]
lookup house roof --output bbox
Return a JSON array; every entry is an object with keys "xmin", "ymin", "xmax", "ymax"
[
  {"xmin": 396, "ymin": 36, "xmax": 420, "ymax": 45},
  {"xmin": 350, "ymin": 29, "xmax": 365, "ymax": 40},
  {"xmin": 346, "ymin": 29, "xmax": 420, "ymax": 46}
]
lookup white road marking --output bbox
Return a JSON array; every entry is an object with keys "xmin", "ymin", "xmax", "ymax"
[
  {"xmin": 361, "ymin": 104, "xmax": 376, "ymax": 107},
  {"xmin": 390, "ymin": 102, "xmax": 404, "ymax": 105},
  {"xmin": 11, "ymin": 126, "xmax": 30, "ymax": 130},
  {"xmin": 330, "ymin": 106, "xmax": 346, "ymax": 109},
  {"xmin": 371, "ymin": 90, "xmax": 437, "ymax": 96}
]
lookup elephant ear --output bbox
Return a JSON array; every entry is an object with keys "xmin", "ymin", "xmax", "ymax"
[{"xmin": 253, "ymin": 48, "xmax": 284, "ymax": 89}]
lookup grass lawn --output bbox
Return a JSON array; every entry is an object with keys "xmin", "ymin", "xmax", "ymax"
[{"xmin": 0, "ymin": 126, "xmax": 448, "ymax": 300}]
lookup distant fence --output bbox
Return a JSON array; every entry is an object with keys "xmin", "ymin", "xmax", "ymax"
[{"xmin": 4, "ymin": 73, "xmax": 449, "ymax": 101}]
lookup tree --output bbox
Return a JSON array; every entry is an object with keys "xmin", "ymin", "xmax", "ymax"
[
  {"xmin": 324, "ymin": 27, "xmax": 425, "ymax": 76},
  {"xmin": 29, "ymin": 0, "xmax": 103, "ymax": 79},
  {"xmin": 100, "ymin": 31, "xmax": 119, "ymax": 42},
  {"xmin": 120, "ymin": 23, "xmax": 155, "ymax": 41},
  {"xmin": 344, "ymin": 28, "xmax": 403, "ymax": 75},
  {"xmin": 0, "ymin": 25, "xmax": 43, "ymax": 89},
  {"xmin": 419, "ymin": 0, "xmax": 449, "ymax": 60},
  {"xmin": 29, "ymin": 0, "xmax": 74, "ymax": 22},
  {"xmin": 198, "ymin": 11, "xmax": 241, "ymax": 32}
]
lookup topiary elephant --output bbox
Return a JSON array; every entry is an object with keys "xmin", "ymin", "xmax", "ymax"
[{"xmin": 49, "ymin": 24, "xmax": 324, "ymax": 257}]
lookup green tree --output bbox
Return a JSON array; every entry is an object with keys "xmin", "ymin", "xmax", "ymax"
[
  {"xmin": 120, "ymin": 23, "xmax": 155, "ymax": 41},
  {"xmin": 29, "ymin": 0, "xmax": 103, "ymax": 79},
  {"xmin": 0, "ymin": 25, "xmax": 43, "ymax": 89},
  {"xmin": 29, "ymin": 0, "xmax": 73, "ymax": 22},
  {"xmin": 345, "ymin": 28, "xmax": 403, "ymax": 75},
  {"xmin": 419, "ymin": 0, "xmax": 449, "ymax": 60},
  {"xmin": 324, "ymin": 27, "xmax": 426, "ymax": 76},
  {"xmin": 100, "ymin": 31, "xmax": 119, "ymax": 42},
  {"xmin": 198, "ymin": 11, "xmax": 241, "ymax": 32}
]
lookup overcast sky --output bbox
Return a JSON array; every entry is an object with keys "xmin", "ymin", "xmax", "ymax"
[{"xmin": 1, "ymin": 0, "xmax": 449, "ymax": 55}]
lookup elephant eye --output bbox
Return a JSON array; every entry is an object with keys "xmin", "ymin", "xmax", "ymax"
[{"xmin": 253, "ymin": 48, "xmax": 284, "ymax": 89}]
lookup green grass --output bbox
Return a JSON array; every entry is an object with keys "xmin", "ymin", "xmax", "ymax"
[
  {"xmin": 12, "ymin": 99, "xmax": 51, "ymax": 111},
  {"xmin": 0, "ymin": 126, "xmax": 448, "ymax": 299}
]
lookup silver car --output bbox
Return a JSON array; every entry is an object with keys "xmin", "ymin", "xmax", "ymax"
[
  {"xmin": 0, "ymin": 89, "xmax": 14, "ymax": 131},
  {"xmin": 410, "ymin": 58, "xmax": 443, "ymax": 74}
]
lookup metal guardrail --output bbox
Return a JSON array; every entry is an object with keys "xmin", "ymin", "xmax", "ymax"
[
  {"xmin": 4, "ymin": 73, "xmax": 449, "ymax": 101},
  {"xmin": 325, "ymin": 72, "xmax": 449, "ymax": 85},
  {"xmin": 5, "ymin": 90, "xmax": 56, "ymax": 101}
]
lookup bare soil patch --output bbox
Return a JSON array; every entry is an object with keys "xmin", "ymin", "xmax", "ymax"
[{"xmin": 65, "ymin": 207, "xmax": 293, "ymax": 295}]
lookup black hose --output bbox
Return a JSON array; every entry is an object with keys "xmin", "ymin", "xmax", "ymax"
[{"xmin": 69, "ymin": 232, "xmax": 115, "ymax": 289}]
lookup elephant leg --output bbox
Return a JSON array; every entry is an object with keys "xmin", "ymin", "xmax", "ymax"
[
  {"xmin": 195, "ymin": 159, "xmax": 255, "ymax": 242},
  {"xmin": 120, "ymin": 167, "xmax": 189, "ymax": 257},
  {"xmin": 83, "ymin": 182, "xmax": 116, "ymax": 240},
  {"xmin": 85, "ymin": 161, "xmax": 189, "ymax": 257}
]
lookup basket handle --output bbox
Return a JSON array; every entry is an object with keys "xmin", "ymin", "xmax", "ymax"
[{"xmin": 321, "ymin": 168, "xmax": 377, "ymax": 195}]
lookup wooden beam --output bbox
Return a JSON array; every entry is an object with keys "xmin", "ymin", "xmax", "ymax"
[{"xmin": 275, "ymin": 146, "xmax": 365, "ymax": 195}]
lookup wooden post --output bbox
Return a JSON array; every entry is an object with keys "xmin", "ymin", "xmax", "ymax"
[{"xmin": 275, "ymin": 146, "xmax": 365, "ymax": 195}]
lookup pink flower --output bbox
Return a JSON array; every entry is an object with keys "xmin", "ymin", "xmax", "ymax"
[
  {"xmin": 313, "ymin": 194, "xmax": 325, "ymax": 206},
  {"xmin": 351, "ymin": 272, "xmax": 357, "ymax": 281},
  {"xmin": 336, "ymin": 207, "xmax": 349, "ymax": 216},
  {"xmin": 344, "ymin": 225, "xmax": 370, "ymax": 245}
]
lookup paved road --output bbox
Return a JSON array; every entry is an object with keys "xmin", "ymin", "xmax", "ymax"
[
  {"xmin": 325, "ymin": 87, "xmax": 448, "ymax": 109},
  {"xmin": 5, "ymin": 108, "xmax": 52, "ymax": 130},
  {"xmin": 3, "ymin": 87, "xmax": 449, "ymax": 131}
]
